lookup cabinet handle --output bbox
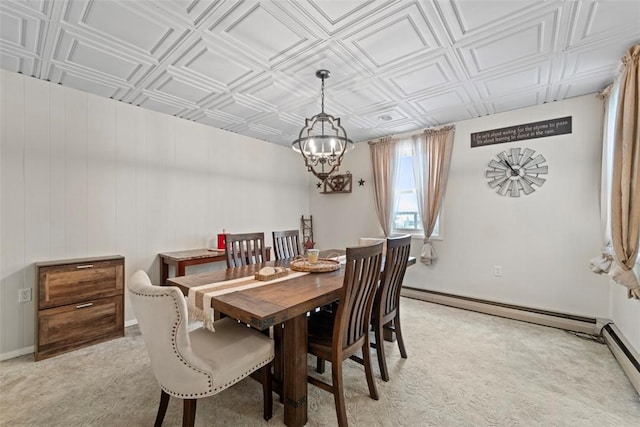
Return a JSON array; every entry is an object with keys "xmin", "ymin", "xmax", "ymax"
[
  {"xmin": 76, "ymin": 264, "xmax": 94, "ymax": 269},
  {"xmin": 76, "ymin": 303, "xmax": 94, "ymax": 309}
]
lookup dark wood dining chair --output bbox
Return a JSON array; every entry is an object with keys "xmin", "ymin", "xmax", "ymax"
[
  {"xmin": 370, "ymin": 234, "xmax": 411, "ymax": 381},
  {"xmin": 307, "ymin": 242, "xmax": 383, "ymax": 427},
  {"xmin": 272, "ymin": 229, "xmax": 301, "ymax": 260},
  {"xmin": 224, "ymin": 232, "xmax": 268, "ymax": 268}
]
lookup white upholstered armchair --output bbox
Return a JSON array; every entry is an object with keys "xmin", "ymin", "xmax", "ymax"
[{"xmin": 127, "ymin": 270, "xmax": 274, "ymax": 426}]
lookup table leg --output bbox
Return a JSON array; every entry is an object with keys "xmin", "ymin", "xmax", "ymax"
[
  {"xmin": 273, "ymin": 325, "xmax": 284, "ymax": 403},
  {"xmin": 176, "ymin": 262, "xmax": 186, "ymax": 277},
  {"xmin": 160, "ymin": 260, "xmax": 169, "ymax": 286},
  {"xmin": 383, "ymin": 320, "xmax": 397, "ymax": 342},
  {"xmin": 283, "ymin": 315, "xmax": 308, "ymax": 427}
]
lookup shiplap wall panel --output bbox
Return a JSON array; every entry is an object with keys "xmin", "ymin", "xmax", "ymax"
[
  {"xmin": 87, "ymin": 96, "xmax": 117, "ymax": 255},
  {"xmin": 134, "ymin": 106, "xmax": 148, "ymax": 271},
  {"xmin": 65, "ymin": 89, "xmax": 89, "ymax": 258},
  {"xmin": 1, "ymin": 71, "xmax": 26, "ymax": 351},
  {"xmin": 49, "ymin": 84, "xmax": 67, "ymax": 260},
  {"xmin": 23, "ymin": 78, "xmax": 51, "ymax": 341},
  {"xmin": 0, "ymin": 70, "xmax": 310, "ymax": 357},
  {"xmin": 144, "ymin": 111, "xmax": 169, "ymax": 266},
  {"xmin": 115, "ymin": 102, "xmax": 138, "ymax": 273},
  {"xmin": 173, "ymin": 119, "xmax": 207, "ymax": 248}
]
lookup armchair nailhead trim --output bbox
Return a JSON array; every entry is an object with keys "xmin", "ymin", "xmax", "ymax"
[
  {"xmin": 131, "ymin": 285, "xmax": 274, "ymax": 399},
  {"xmin": 130, "ymin": 288, "xmax": 213, "ymax": 397}
]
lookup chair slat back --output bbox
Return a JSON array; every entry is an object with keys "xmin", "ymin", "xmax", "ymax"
[
  {"xmin": 225, "ymin": 232, "xmax": 267, "ymax": 268},
  {"xmin": 334, "ymin": 242, "xmax": 383, "ymax": 351},
  {"xmin": 272, "ymin": 229, "xmax": 301, "ymax": 260},
  {"xmin": 377, "ymin": 235, "xmax": 411, "ymax": 321}
]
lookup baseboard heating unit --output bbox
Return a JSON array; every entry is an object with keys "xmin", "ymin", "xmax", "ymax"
[
  {"xmin": 602, "ymin": 324, "xmax": 640, "ymax": 395},
  {"xmin": 401, "ymin": 287, "xmax": 639, "ymax": 396}
]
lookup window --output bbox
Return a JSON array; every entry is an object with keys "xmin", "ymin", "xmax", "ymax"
[{"xmin": 392, "ymin": 143, "xmax": 440, "ymax": 237}]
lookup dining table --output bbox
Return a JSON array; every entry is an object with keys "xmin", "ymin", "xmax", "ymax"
[{"xmin": 167, "ymin": 250, "xmax": 415, "ymax": 427}]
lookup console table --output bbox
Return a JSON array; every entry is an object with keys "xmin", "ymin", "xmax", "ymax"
[{"xmin": 159, "ymin": 247, "xmax": 271, "ymax": 285}]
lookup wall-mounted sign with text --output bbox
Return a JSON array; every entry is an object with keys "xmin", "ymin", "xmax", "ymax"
[{"xmin": 470, "ymin": 116, "xmax": 572, "ymax": 148}]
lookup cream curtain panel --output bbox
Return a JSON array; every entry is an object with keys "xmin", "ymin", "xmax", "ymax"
[
  {"xmin": 589, "ymin": 84, "xmax": 618, "ymax": 276},
  {"xmin": 610, "ymin": 44, "xmax": 640, "ymax": 299},
  {"xmin": 370, "ymin": 137, "xmax": 398, "ymax": 236},
  {"xmin": 412, "ymin": 126, "xmax": 455, "ymax": 265}
]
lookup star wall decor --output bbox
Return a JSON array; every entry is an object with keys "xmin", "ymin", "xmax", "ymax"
[{"xmin": 358, "ymin": 179, "xmax": 365, "ymax": 186}]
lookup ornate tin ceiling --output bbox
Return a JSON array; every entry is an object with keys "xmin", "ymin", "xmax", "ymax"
[{"xmin": 1, "ymin": 0, "xmax": 639, "ymax": 147}]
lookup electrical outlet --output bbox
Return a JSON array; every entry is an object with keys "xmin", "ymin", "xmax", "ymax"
[
  {"xmin": 18, "ymin": 288, "xmax": 32, "ymax": 303},
  {"xmin": 494, "ymin": 265, "xmax": 503, "ymax": 277}
]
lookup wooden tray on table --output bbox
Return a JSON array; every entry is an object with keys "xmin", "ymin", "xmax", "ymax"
[{"xmin": 289, "ymin": 256, "xmax": 341, "ymax": 273}]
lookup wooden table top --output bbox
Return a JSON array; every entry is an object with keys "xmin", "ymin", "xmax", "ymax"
[
  {"xmin": 168, "ymin": 259, "xmax": 343, "ymax": 329},
  {"xmin": 158, "ymin": 248, "xmax": 226, "ymax": 261}
]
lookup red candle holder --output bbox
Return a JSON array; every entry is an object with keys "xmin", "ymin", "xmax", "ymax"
[{"xmin": 217, "ymin": 233, "xmax": 227, "ymax": 250}]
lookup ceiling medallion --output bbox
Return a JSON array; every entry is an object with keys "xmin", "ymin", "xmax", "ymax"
[{"xmin": 292, "ymin": 69, "xmax": 354, "ymax": 182}]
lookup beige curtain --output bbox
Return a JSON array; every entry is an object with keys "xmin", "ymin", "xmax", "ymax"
[
  {"xmin": 370, "ymin": 137, "xmax": 398, "ymax": 236},
  {"xmin": 412, "ymin": 126, "xmax": 455, "ymax": 265},
  {"xmin": 610, "ymin": 44, "xmax": 640, "ymax": 299},
  {"xmin": 589, "ymin": 86, "xmax": 617, "ymax": 275}
]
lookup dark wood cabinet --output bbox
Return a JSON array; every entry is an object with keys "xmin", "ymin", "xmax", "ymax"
[{"xmin": 35, "ymin": 255, "xmax": 125, "ymax": 361}]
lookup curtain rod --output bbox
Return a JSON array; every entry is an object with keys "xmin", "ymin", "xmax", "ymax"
[{"xmin": 367, "ymin": 124, "xmax": 455, "ymax": 145}]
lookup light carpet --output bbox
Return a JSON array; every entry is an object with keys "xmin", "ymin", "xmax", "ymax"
[{"xmin": 1, "ymin": 298, "xmax": 638, "ymax": 426}]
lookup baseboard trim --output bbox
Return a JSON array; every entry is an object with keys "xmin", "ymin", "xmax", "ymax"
[
  {"xmin": 125, "ymin": 319, "xmax": 138, "ymax": 328},
  {"xmin": 602, "ymin": 324, "xmax": 640, "ymax": 396},
  {"xmin": 0, "ymin": 345, "xmax": 34, "ymax": 362}
]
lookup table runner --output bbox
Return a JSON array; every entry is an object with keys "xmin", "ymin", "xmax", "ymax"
[{"xmin": 187, "ymin": 269, "xmax": 309, "ymax": 331}]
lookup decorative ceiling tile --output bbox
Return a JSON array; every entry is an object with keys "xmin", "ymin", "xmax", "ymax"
[
  {"xmin": 361, "ymin": 104, "xmax": 415, "ymax": 125},
  {"xmin": 428, "ymin": 106, "xmax": 479, "ymax": 124},
  {"xmin": 477, "ymin": 62, "xmax": 551, "ymax": 98},
  {"xmin": 138, "ymin": 95, "xmax": 186, "ymax": 116},
  {"xmin": 552, "ymin": 70, "xmax": 614, "ymax": 101},
  {"xmin": 286, "ymin": 43, "xmax": 366, "ymax": 87},
  {"xmin": 434, "ymin": 0, "xmax": 545, "ymax": 42},
  {"xmin": 288, "ymin": 0, "xmax": 395, "ymax": 35},
  {"xmin": 0, "ymin": 0, "xmax": 637, "ymax": 147},
  {"xmin": 457, "ymin": 9, "xmax": 558, "ymax": 76},
  {"xmin": 566, "ymin": 0, "xmax": 640, "ymax": 49},
  {"xmin": 156, "ymin": 75, "xmax": 211, "ymax": 104},
  {"xmin": 484, "ymin": 90, "xmax": 544, "ymax": 115},
  {"xmin": 55, "ymin": 66, "xmax": 122, "ymax": 98},
  {"xmin": 345, "ymin": 2, "xmax": 442, "ymax": 69},
  {"xmin": 50, "ymin": 28, "xmax": 151, "ymax": 84},
  {"xmin": 562, "ymin": 42, "xmax": 632, "ymax": 79},
  {"xmin": 333, "ymin": 81, "xmax": 389, "ymax": 114},
  {"xmin": 178, "ymin": 42, "xmax": 253, "ymax": 87},
  {"xmin": 207, "ymin": 1, "xmax": 320, "ymax": 67},
  {"xmin": 412, "ymin": 88, "xmax": 471, "ymax": 115},
  {"xmin": 385, "ymin": 55, "xmax": 459, "ymax": 97},
  {"xmin": 62, "ymin": 0, "xmax": 189, "ymax": 59},
  {"xmin": 0, "ymin": 52, "xmax": 21, "ymax": 72},
  {"xmin": 0, "ymin": 4, "xmax": 45, "ymax": 55},
  {"xmin": 246, "ymin": 76, "xmax": 311, "ymax": 111}
]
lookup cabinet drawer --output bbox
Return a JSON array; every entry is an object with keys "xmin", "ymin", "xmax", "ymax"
[
  {"xmin": 38, "ymin": 259, "xmax": 124, "ymax": 309},
  {"xmin": 36, "ymin": 295, "xmax": 124, "ymax": 359}
]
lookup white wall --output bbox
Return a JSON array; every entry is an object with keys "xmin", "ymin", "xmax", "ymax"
[
  {"xmin": 311, "ymin": 94, "xmax": 638, "ymax": 353},
  {"xmin": 0, "ymin": 70, "xmax": 310, "ymax": 358}
]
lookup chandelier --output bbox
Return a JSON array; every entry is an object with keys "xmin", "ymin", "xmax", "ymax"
[{"xmin": 292, "ymin": 69, "xmax": 354, "ymax": 182}]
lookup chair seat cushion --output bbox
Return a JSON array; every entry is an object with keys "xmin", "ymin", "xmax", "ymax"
[{"xmin": 189, "ymin": 317, "xmax": 274, "ymax": 392}]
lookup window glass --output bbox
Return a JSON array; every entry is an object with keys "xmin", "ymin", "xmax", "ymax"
[{"xmin": 392, "ymin": 144, "xmax": 440, "ymax": 237}]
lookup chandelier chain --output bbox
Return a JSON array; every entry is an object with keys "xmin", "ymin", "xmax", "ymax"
[{"xmin": 320, "ymin": 76, "xmax": 325, "ymax": 113}]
